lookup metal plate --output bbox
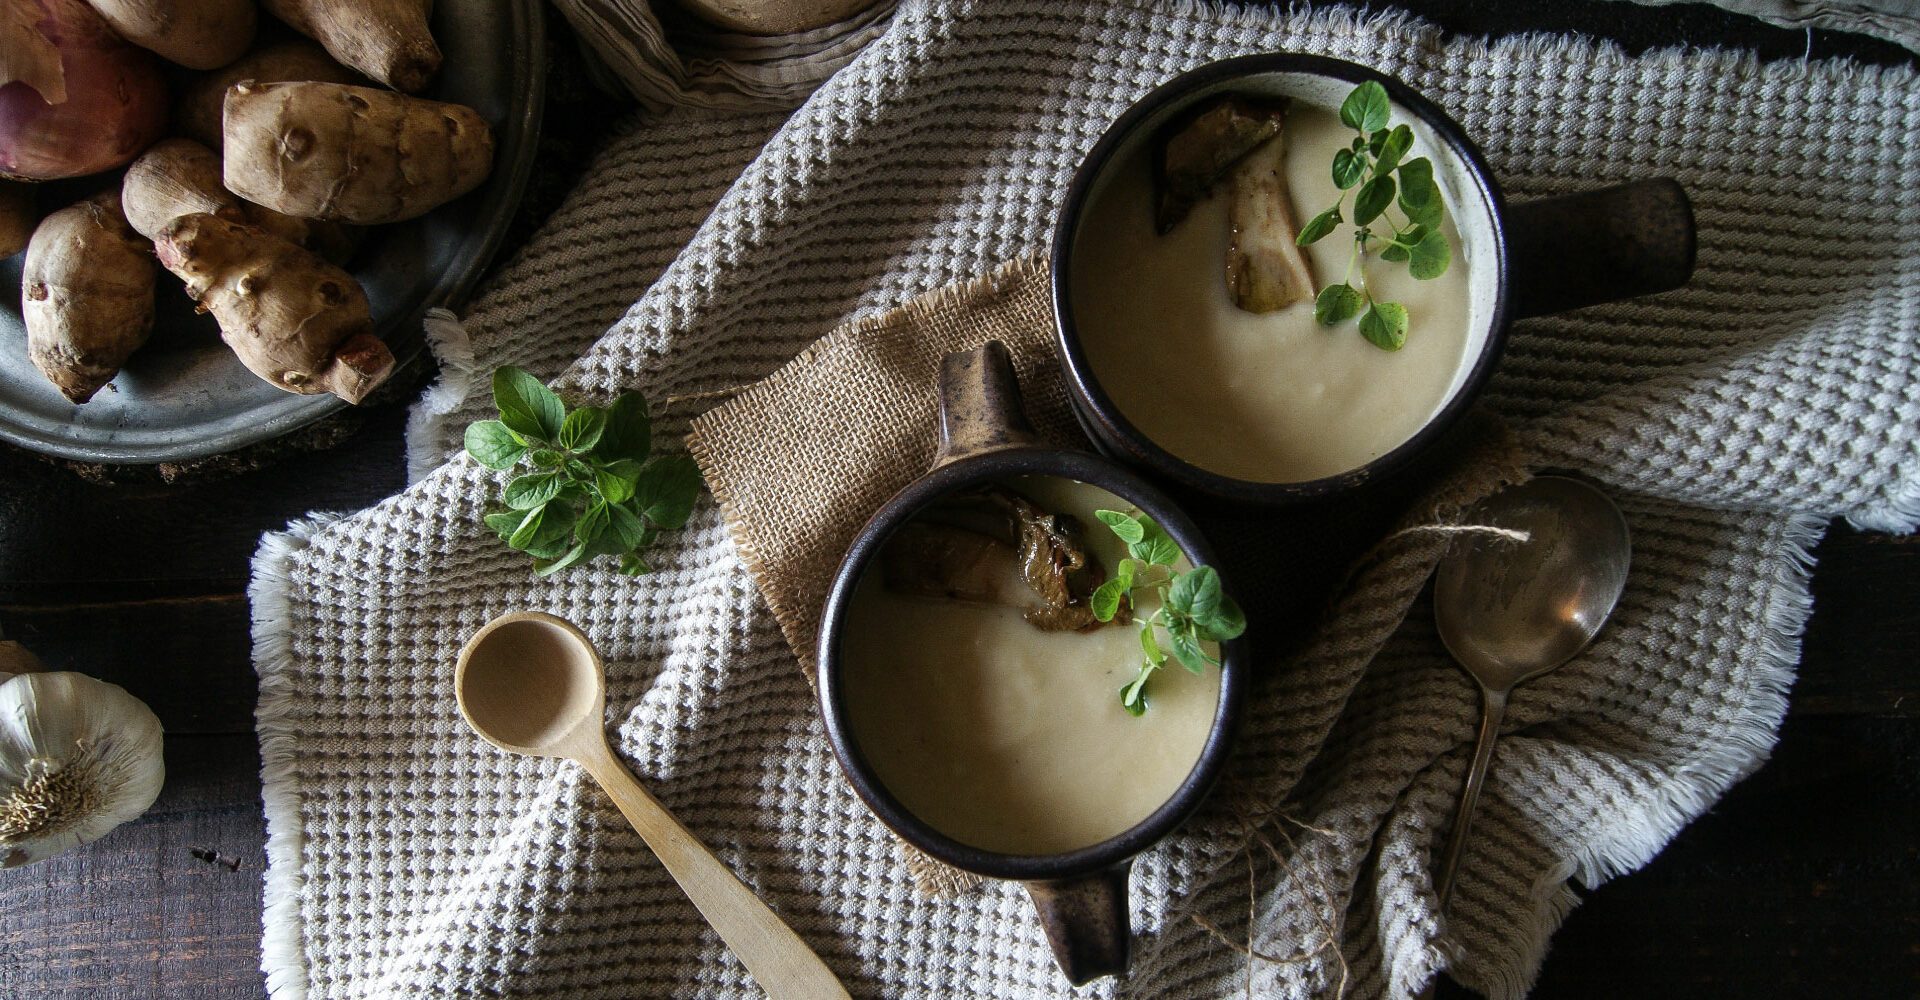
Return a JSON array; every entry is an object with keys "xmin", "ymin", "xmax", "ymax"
[{"xmin": 0, "ymin": 0, "xmax": 545, "ymax": 464}]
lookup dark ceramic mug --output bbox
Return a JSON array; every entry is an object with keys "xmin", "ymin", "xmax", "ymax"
[
  {"xmin": 1052, "ymin": 53, "xmax": 1696, "ymax": 505},
  {"xmin": 816, "ymin": 342, "xmax": 1249, "ymax": 985}
]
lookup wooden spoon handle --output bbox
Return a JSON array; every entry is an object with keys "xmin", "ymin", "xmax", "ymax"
[
  {"xmin": 1434, "ymin": 685, "xmax": 1508, "ymax": 914},
  {"xmin": 578, "ymin": 745, "xmax": 851, "ymax": 1000}
]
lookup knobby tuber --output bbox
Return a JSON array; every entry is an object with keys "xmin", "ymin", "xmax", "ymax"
[
  {"xmin": 0, "ymin": 180, "xmax": 33, "ymax": 257},
  {"xmin": 1224, "ymin": 132, "xmax": 1315, "ymax": 313},
  {"xmin": 0, "ymin": 0, "xmax": 166, "ymax": 180},
  {"xmin": 175, "ymin": 40, "xmax": 361, "ymax": 151},
  {"xmin": 121, "ymin": 137, "xmax": 247, "ymax": 239},
  {"xmin": 154, "ymin": 213, "xmax": 392, "ymax": 404},
  {"xmin": 86, "ymin": 0, "xmax": 256, "ymax": 71},
  {"xmin": 22, "ymin": 190, "xmax": 156, "ymax": 403},
  {"xmin": 260, "ymin": 0, "xmax": 439, "ymax": 94},
  {"xmin": 122, "ymin": 137, "xmax": 359, "ymax": 264},
  {"xmin": 223, "ymin": 80, "xmax": 494, "ymax": 225}
]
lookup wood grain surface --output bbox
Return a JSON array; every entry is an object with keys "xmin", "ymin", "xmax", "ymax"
[{"xmin": 1, "ymin": 3, "xmax": 1915, "ymax": 997}]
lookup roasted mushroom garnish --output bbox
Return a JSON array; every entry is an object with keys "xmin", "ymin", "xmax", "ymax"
[
  {"xmin": 1224, "ymin": 133, "xmax": 1316, "ymax": 313},
  {"xmin": 1155, "ymin": 96, "xmax": 1290, "ymax": 234},
  {"xmin": 879, "ymin": 486, "xmax": 1116, "ymax": 632}
]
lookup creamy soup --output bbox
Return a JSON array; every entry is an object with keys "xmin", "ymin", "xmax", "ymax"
[
  {"xmin": 1071, "ymin": 102, "xmax": 1473, "ymax": 483},
  {"xmin": 841, "ymin": 477, "xmax": 1221, "ymax": 855}
]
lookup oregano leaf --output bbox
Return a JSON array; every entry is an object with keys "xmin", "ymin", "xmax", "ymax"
[
  {"xmin": 493, "ymin": 367, "xmax": 564, "ymax": 441},
  {"xmin": 607, "ymin": 502, "xmax": 649, "ymax": 550},
  {"xmin": 1296, "ymin": 204, "xmax": 1342, "ymax": 246},
  {"xmin": 634, "ymin": 455, "xmax": 701, "ymax": 529},
  {"xmin": 1409, "ymin": 229, "xmax": 1452, "ymax": 280},
  {"xmin": 465, "ymin": 421, "xmax": 525, "ymax": 470},
  {"xmin": 1167, "ymin": 625, "xmax": 1209, "ymax": 674},
  {"xmin": 506, "ymin": 506, "xmax": 544, "ymax": 550},
  {"xmin": 1340, "ymin": 80, "xmax": 1390, "ymax": 133},
  {"xmin": 504, "ymin": 472, "xmax": 564, "ymax": 511},
  {"xmin": 557, "ymin": 406, "xmax": 606, "ymax": 452},
  {"xmin": 1091, "ymin": 577, "xmax": 1128, "ymax": 623},
  {"xmin": 1314, "ymin": 283, "xmax": 1363, "ymax": 326},
  {"xmin": 1374, "ymin": 124, "xmax": 1413, "ymax": 174},
  {"xmin": 595, "ymin": 392, "xmax": 651, "ymax": 462},
  {"xmin": 1096, "ymin": 509, "xmax": 1145, "ymax": 544},
  {"xmin": 1331, "ymin": 148, "xmax": 1365, "ymax": 189},
  {"xmin": 1353, "ymin": 173, "xmax": 1396, "ymax": 226},
  {"xmin": 1359, "ymin": 301, "xmax": 1410, "ymax": 351}
]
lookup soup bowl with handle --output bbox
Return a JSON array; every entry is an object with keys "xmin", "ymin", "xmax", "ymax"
[
  {"xmin": 1052, "ymin": 52, "xmax": 1696, "ymax": 504},
  {"xmin": 816, "ymin": 341, "xmax": 1250, "ymax": 985}
]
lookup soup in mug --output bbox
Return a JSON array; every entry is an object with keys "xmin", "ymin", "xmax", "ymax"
[
  {"xmin": 1071, "ymin": 98, "xmax": 1473, "ymax": 483},
  {"xmin": 841, "ymin": 476, "xmax": 1221, "ymax": 856}
]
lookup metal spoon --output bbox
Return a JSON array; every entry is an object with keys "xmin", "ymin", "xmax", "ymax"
[
  {"xmin": 455, "ymin": 611, "xmax": 851, "ymax": 1000},
  {"xmin": 1429, "ymin": 476, "xmax": 1631, "ymax": 913}
]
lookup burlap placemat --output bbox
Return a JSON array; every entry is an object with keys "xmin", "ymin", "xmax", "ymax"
[{"xmin": 688, "ymin": 255, "xmax": 1069, "ymax": 670}]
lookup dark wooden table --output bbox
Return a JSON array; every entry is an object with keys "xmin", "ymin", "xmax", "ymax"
[{"xmin": 1, "ymin": 4, "xmax": 1915, "ymax": 997}]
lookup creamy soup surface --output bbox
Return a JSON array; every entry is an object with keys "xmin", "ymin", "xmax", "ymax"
[
  {"xmin": 842, "ymin": 477, "xmax": 1221, "ymax": 855},
  {"xmin": 1071, "ymin": 102, "xmax": 1473, "ymax": 483}
]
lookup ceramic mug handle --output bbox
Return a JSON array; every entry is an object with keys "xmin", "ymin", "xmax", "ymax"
[
  {"xmin": 933, "ymin": 340, "xmax": 1040, "ymax": 468},
  {"xmin": 1505, "ymin": 177, "xmax": 1695, "ymax": 319},
  {"xmin": 1024, "ymin": 864, "xmax": 1132, "ymax": 986}
]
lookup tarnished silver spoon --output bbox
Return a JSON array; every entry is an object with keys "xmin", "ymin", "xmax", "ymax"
[{"xmin": 1429, "ymin": 475, "xmax": 1631, "ymax": 913}]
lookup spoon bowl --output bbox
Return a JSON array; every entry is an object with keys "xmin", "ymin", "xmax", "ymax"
[
  {"xmin": 1427, "ymin": 476, "xmax": 1631, "ymax": 914},
  {"xmin": 456, "ymin": 612, "xmax": 606, "ymax": 757},
  {"xmin": 1434, "ymin": 476, "xmax": 1632, "ymax": 690},
  {"xmin": 455, "ymin": 611, "xmax": 851, "ymax": 1000}
]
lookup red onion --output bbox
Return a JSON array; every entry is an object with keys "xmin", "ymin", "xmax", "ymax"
[{"xmin": 0, "ymin": 0, "xmax": 165, "ymax": 181}]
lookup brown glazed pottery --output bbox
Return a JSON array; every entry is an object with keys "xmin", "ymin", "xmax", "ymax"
[{"xmin": 816, "ymin": 342, "xmax": 1249, "ymax": 986}]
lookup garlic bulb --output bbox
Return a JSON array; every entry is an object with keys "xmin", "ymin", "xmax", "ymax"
[{"xmin": 0, "ymin": 671, "xmax": 165, "ymax": 868}]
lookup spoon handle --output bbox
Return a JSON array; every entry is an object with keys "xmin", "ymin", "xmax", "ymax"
[
  {"xmin": 578, "ymin": 745, "xmax": 852, "ymax": 1000},
  {"xmin": 1434, "ymin": 686, "xmax": 1509, "ymax": 914}
]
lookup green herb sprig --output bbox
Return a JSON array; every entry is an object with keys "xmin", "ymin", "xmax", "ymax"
[
  {"xmin": 464, "ymin": 367, "xmax": 700, "ymax": 577},
  {"xmin": 1295, "ymin": 81, "xmax": 1452, "ymax": 351},
  {"xmin": 1087, "ymin": 510, "xmax": 1246, "ymax": 716}
]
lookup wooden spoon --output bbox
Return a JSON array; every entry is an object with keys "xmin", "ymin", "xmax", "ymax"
[{"xmin": 455, "ymin": 611, "xmax": 850, "ymax": 1000}]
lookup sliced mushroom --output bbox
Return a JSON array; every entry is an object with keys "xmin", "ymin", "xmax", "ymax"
[
  {"xmin": 1155, "ymin": 96, "xmax": 1290, "ymax": 234},
  {"xmin": 1225, "ymin": 132, "xmax": 1316, "ymax": 313},
  {"xmin": 879, "ymin": 486, "xmax": 1114, "ymax": 632}
]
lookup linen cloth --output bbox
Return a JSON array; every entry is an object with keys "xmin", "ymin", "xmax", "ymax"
[
  {"xmin": 1610, "ymin": 0, "xmax": 1920, "ymax": 52},
  {"xmin": 254, "ymin": 3, "xmax": 1920, "ymax": 999},
  {"xmin": 549, "ymin": 0, "xmax": 896, "ymax": 113}
]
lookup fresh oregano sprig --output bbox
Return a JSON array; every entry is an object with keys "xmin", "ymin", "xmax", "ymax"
[
  {"xmin": 1087, "ymin": 510, "xmax": 1246, "ymax": 717},
  {"xmin": 1295, "ymin": 80, "xmax": 1452, "ymax": 351},
  {"xmin": 464, "ymin": 366, "xmax": 700, "ymax": 577}
]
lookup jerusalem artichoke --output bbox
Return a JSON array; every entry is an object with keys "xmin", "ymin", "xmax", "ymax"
[
  {"xmin": 154, "ymin": 213, "xmax": 392, "ymax": 403},
  {"xmin": 121, "ymin": 137, "xmax": 247, "ymax": 239},
  {"xmin": 260, "ymin": 0, "xmax": 439, "ymax": 93},
  {"xmin": 86, "ymin": 0, "xmax": 255, "ymax": 71},
  {"xmin": 122, "ymin": 137, "xmax": 359, "ymax": 264},
  {"xmin": 174, "ymin": 40, "xmax": 361, "ymax": 151},
  {"xmin": 222, "ymin": 80, "xmax": 493, "ymax": 225},
  {"xmin": 21, "ymin": 190, "xmax": 156, "ymax": 403}
]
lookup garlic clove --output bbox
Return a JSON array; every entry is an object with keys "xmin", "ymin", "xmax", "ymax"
[{"xmin": 0, "ymin": 672, "xmax": 165, "ymax": 868}]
